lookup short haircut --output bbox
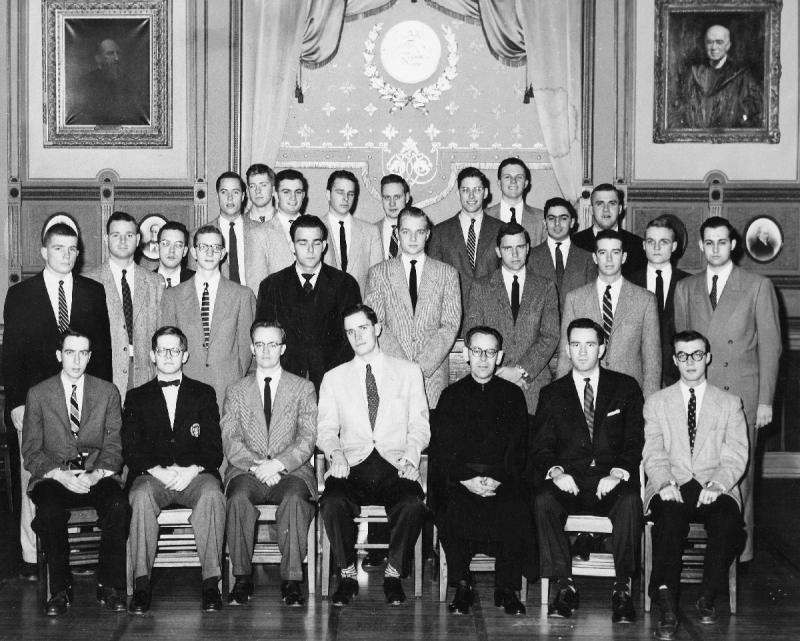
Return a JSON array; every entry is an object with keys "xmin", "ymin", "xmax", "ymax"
[
  {"xmin": 397, "ymin": 206, "xmax": 432, "ymax": 231},
  {"xmin": 290, "ymin": 215, "xmax": 328, "ymax": 242},
  {"xmin": 495, "ymin": 221, "xmax": 530, "ymax": 247},
  {"xmin": 59, "ymin": 328, "xmax": 92, "ymax": 350},
  {"xmin": 594, "ymin": 228, "xmax": 624, "ymax": 251},
  {"xmin": 42, "ymin": 222, "xmax": 78, "ymax": 247},
  {"xmin": 465, "ymin": 325, "xmax": 503, "ymax": 350},
  {"xmin": 700, "ymin": 215, "xmax": 735, "ymax": 240},
  {"xmin": 457, "ymin": 166, "xmax": 489, "ymax": 190},
  {"xmin": 250, "ymin": 319, "xmax": 287, "ymax": 344},
  {"xmin": 215, "ymin": 171, "xmax": 246, "ymax": 193},
  {"xmin": 343, "ymin": 303, "xmax": 378, "ymax": 326},
  {"xmin": 645, "ymin": 215, "xmax": 678, "ymax": 240},
  {"xmin": 672, "ymin": 330, "xmax": 711, "ymax": 354},
  {"xmin": 380, "ymin": 173, "xmax": 410, "ymax": 195},
  {"xmin": 543, "ymin": 197, "xmax": 578, "ymax": 222},
  {"xmin": 326, "ymin": 169, "xmax": 359, "ymax": 197},
  {"xmin": 275, "ymin": 168, "xmax": 308, "ymax": 193},
  {"xmin": 566, "ymin": 318, "xmax": 605, "ymax": 345},
  {"xmin": 497, "ymin": 157, "xmax": 531, "ymax": 184},
  {"xmin": 193, "ymin": 224, "xmax": 224, "ymax": 248},
  {"xmin": 591, "ymin": 183, "xmax": 624, "ymax": 207},
  {"xmin": 106, "ymin": 211, "xmax": 138, "ymax": 234},
  {"xmin": 157, "ymin": 221, "xmax": 190, "ymax": 244},
  {"xmin": 151, "ymin": 325, "xmax": 188, "ymax": 352},
  {"xmin": 245, "ymin": 163, "xmax": 276, "ymax": 186}
]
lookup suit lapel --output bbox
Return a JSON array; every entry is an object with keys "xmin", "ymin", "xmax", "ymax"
[
  {"xmin": 693, "ymin": 385, "xmax": 718, "ymax": 458},
  {"xmin": 489, "ymin": 270, "xmax": 514, "ymax": 328},
  {"xmin": 518, "ymin": 267, "xmax": 538, "ymax": 318},
  {"xmin": 666, "ymin": 384, "xmax": 692, "ymax": 457},
  {"xmin": 172, "ymin": 378, "xmax": 191, "ymax": 430},
  {"xmin": 389, "ymin": 259, "xmax": 413, "ymax": 315},
  {"xmin": 270, "ymin": 374, "xmax": 292, "ymax": 449},
  {"xmin": 35, "ymin": 273, "xmax": 61, "ymax": 330},
  {"xmin": 475, "ymin": 213, "xmax": 495, "ymax": 267},
  {"xmin": 247, "ymin": 375, "xmax": 270, "ymax": 453},
  {"xmin": 610, "ymin": 279, "xmax": 634, "ymax": 333},
  {"xmin": 691, "ymin": 273, "xmax": 714, "ymax": 322},
  {"xmin": 592, "ymin": 370, "xmax": 613, "ymax": 438},
  {"xmin": 210, "ymin": 278, "xmax": 232, "ymax": 342},
  {"xmin": 132, "ymin": 266, "xmax": 147, "ymax": 323},
  {"xmin": 416, "ymin": 258, "xmax": 437, "ymax": 312}
]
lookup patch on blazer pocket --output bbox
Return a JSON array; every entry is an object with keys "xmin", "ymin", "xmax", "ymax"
[
  {"xmin": 190, "ymin": 423, "xmax": 200, "ymax": 438},
  {"xmin": 606, "ymin": 409, "xmax": 621, "ymax": 417}
]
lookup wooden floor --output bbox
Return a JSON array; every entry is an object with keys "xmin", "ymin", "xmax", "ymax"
[{"xmin": 1, "ymin": 480, "xmax": 798, "ymax": 640}]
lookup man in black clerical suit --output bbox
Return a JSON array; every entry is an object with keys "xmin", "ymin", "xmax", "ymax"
[
  {"xmin": 122, "ymin": 326, "xmax": 225, "ymax": 613},
  {"xmin": 255, "ymin": 215, "xmax": 361, "ymax": 393},
  {"xmin": 3, "ymin": 221, "xmax": 112, "ymax": 580},
  {"xmin": 154, "ymin": 221, "xmax": 195, "ymax": 287},
  {"xmin": 628, "ymin": 216, "xmax": 689, "ymax": 387},
  {"xmin": 434, "ymin": 325, "xmax": 529, "ymax": 616},
  {"xmin": 530, "ymin": 318, "xmax": 644, "ymax": 623},
  {"xmin": 571, "ymin": 184, "xmax": 646, "ymax": 277}
]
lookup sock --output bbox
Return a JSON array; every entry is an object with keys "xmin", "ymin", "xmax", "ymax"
[
  {"xmin": 340, "ymin": 564, "xmax": 357, "ymax": 579},
  {"xmin": 384, "ymin": 563, "xmax": 400, "ymax": 579},
  {"xmin": 613, "ymin": 578, "xmax": 630, "ymax": 593},
  {"xmin": 134, "ymin": 576, "xmax": 150, "ymax": 591},
  {"xmin": 234, "ymin": 574, "xmax": 252, "ymax": 584},
  {"xmin": 202, "ymin": 576, "xmax": 219, "ymax": 590},
  {"xmin": 557, "ymin": 576, "xmax": 575, "ymax": 591}
]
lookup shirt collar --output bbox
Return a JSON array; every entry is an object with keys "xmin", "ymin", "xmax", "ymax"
[
  {"xmin": 547, "ymin": 236, "xmax": 571, "ymax": 251},
  {"xmin": 43, "ymin": 267, "xmax": 73, "ymax": 286},
  {"xmin": 647, "ymin": 262, "xmax": 672, "ymax": 276}
]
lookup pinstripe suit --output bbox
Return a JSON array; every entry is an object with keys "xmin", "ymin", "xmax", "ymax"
[
  {"xmin": 364, "ymin": 256, "xmax": 461, "ymax": 409},
  {"xmin": 322, "ymin": 214, "xmax": 383, "ymax": 293}
]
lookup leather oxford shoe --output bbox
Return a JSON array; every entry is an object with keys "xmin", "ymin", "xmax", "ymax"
[
  {"xmin": 495, "ymin": 588, "xmax": 526, "ymax": 615},
  {"xmin": 97, "ymin": 585, "xmax": 127, "ymax": 612},
  {"xmin": 548, "ymin": 584, "xmax": 579, "ymax": 618},
  {"xmin": 696, "ymin": 595, "xmax": 717, "ymax": 624},
  {"xmin": 448, "ymin": 579, "xmax": 474, "ymax": 615},
  {"xmin": 45, "ymin": 588, "xmax": 73, "ymax": 616},
  {"xmin": 331, "ymin": 577, "xmax": 359, "ymax": 606},
  {"xmin": 19, "ymin": 562, "xmax": 39, "ymax": 582},
  {"xmin": 128, "ymin": 588, "xmax": 151, "ymax": 614},
  {"xmin": 383, "ymin": 577, "xmax": 406, "ymax": 605},
  {"xmin": 611, "ymin": 589, "xmax": 635, "ymax": 623},
  {"xmin": 202, "ymin": 586, "xmax": 223, "ymax": 612},
  {"xmin": 282, "ymin": 580, "xmax": 304, "ymax": 606},
  {"xmin": 228, "ymin": 578, "xmax": 253, "ymax": 605},
  {"xmin": 572, "ymin": 532, "xmax": 594, "ymax": 561},
  {"xmin": 656, "ymin": 587, "xmax": 678, "ymax": 640}
]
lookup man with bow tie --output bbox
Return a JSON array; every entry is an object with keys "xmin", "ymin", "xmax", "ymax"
[{"xmin": 122, "ymin": 326, "xmax": 225, "ymax": 613}]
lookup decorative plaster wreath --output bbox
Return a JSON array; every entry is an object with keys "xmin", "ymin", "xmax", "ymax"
[{"xmin": 363, "ymin": 23, "xmax": 459, "ymax": 114}]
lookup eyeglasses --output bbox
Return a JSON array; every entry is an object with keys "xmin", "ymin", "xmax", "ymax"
[
  {"xmin": 159, "ymin": 240, "xmax": 186, "ymax": 250},
  {"xmin": 253, "ymin": 341, "xmax": 283, "ymax": 351},
  {"xmin": 155, "ymin": 347, "xmax": 184, "ymax": 357},
  {"xmin": 196, "ymin": 243, "xmax": 224, "ymax": 254},
  {"xmin": 675, "ymin": 350, "xmax": 706, "ymax": 362},
  {"xmin": 468, "ymin": 347, "xmax": 499, "ymax": 360}
]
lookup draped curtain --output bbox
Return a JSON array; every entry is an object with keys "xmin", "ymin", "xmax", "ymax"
[{"xmin": 241, "ymin": 0, "xmax": 582, "ymax": 200}]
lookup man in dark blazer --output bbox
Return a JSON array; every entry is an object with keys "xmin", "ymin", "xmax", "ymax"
[
  {"xmin": 3, "ymin": 221, "xmax": 112, "ymax": 579},
  {"xmin": 571, "ymin": 184, "xmax": 646, "ymax": 277},
  {"xmin": 256, "ymin": 215, "xmax": 361, "ymax": 393},
  {"xmin": 628, "ymin": 216, "xmax": 689, "ymax": 387},
  {"xmin": 154, "ymin": 221, "xmax": 195, "ymax": 286},
  {"xmin": 531, "ymin": 318, "xmax": 644, "ymax": 623},
  {"xmin": 428, "ymin": 166, "xmax": 503, "ymax": 331},
  {"xmin": 122, "ymin": 326, "xmax": 225, "ymax": 613},
  {"xmin": 485, "ymin": 157, "xmax": 546, "ymax": 246},
  {"xmin": 222, "ymin": 320, "xmax": 317, "ymax": 606},
  {"xmin": 465, "ymin": 222, "xmax": 560, "ymax": 415},
  {"xmin": 22, "ymin": 330, "xmax": 127, "ymax": 616}
]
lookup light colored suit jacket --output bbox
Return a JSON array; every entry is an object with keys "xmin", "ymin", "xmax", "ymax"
[
  {"xmin": 528, "ymin": 240, "xmax": 596, "ymax": 309},
  {"xmin": 486, "ymin": 202, "xmax": 546, "ymax": 246},
  {"xmin": 85, "ymin": 262, "xmax": 163, "ymax": 404},
  {"xmin": 465, "ymin": 267, "xmax": 560, "ymax": 413},
  {"xmin": 221, "ymin": 370, "xmax": 318, "ymax": 497},
  {"xmin": 322, "ymin": 214, "xmax": 383, "ymax": 293},
  {"xmin": 557, "ymin": 278, "xmax": 661, "ymax": 398},
  {"xmin": 159, "ymin": 275, "xmax": 256, "ymax": 408},
  {"xmin": 643, "ymin": 382, "xmax": 749, "ymax": 511},
  {"xmin": 247, "ymin": 216, "xmax": 295, "ymax": 289},
  {"xmin": 374, "ymin": 218, "xmax": 397, "ymax": 260},
  {"xmin": 317, "ymin": 353, "xmax": 430, "ymax": 469},
  {"xmin": 364, "ymin": 256, "xmax": 461, "ymax": 408},
  {"xmin": 673, "ymin": 266, "xmax": 781, "ymax": 425}
]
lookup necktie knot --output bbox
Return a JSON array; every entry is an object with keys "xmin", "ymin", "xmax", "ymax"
[
  {"xmin": 584, "ymin": 377, "xmax": 590, "ymax": 384},
  {"xmin": 203, "ymin": 281, "xmax": 209, "ymax": 290},
  {"xmin": 302, "ymin": 273, "xmax": 313, "ymax": 282},
  {"xmin": 122, "ymin": 269, "xmax": 127, "ymax": 278},
  {"xmin": 158, "ymin": 379, "xmax": 180, "ymax": 388},
  {"xmin": 166, "ymin": 277, "xmax": 172, "ymax": 287},
  {"xmin": 59, "ymin": 279, "xmax": 64, "ymax": 285},
  {"xmin": 689, "ymin": 387, "xmax": 695, "ymax": 396},
  {"xmin": 230, "ymin": 221, "xmax": 235, "ymax": 229},
  {"xmin": 656, "ymin": 269, "xmax": 662, "ymax": 276},
  {"xmin": 513, "ymin": 275, "xmax": 518, "ymax": 282},
  {"xmin": 555, "ymin": 242, "xmax": 561, "ymax": 249},
  {"xmin": 410, "ymin": 259, "xmax": 417, "ymax": 266}
]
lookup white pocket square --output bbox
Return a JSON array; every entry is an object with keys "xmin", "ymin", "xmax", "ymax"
[{"xmin": 606, "ymin": 409, "xmax": 621, "ymax": 417}]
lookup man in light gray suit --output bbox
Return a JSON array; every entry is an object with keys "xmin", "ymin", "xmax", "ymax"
[
  {"xmin": 374, "ymin": 174, "xmax": 411, "ymax": 260},
  {"xmin": 86, "ymin": 211, "xmax": 164, "ymax": 404},
  {"xmin": 674, "ymin": 215, "xmax": 781, "ymax": 562},
  {"xmin": 223, "ymin": 320, "xmax": 317, "ymax": 607},
  {"xmin": 557, "ymin": 229, "xmax": 661, "ymax": 398},
  {"xmin": 486, "ymin": 157, "xmax": 545, "ymax": 246},
  {"xmin": 365, "ymin": 206, "xmax": 460, "ymax": 410},
  {"xmin": 322, "ymin": 169, "xmax": 383, "ymax": 293},
  {"xmin": 465, "ymin": 222, "xmax": 560, "ymax": 414},
  {"xmin": 160, "ymin": 225, "xmax": 256, "ymax": 409}
]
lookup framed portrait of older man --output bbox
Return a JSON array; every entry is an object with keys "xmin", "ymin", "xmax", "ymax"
[
  {"xmin": 653, "ymin": 0, "xmax": 781, "ymax": 144},
  {"xmin": 43, "ymin": 0, "xmax": 170, "ymax": 147}
]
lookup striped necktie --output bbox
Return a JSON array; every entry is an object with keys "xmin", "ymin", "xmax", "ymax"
[
  {"xmin": 58, "ymin": 280, "xmax": 69, "ymax": 333},
  {"xmin": 121, "ymin": 269, "xmax": 133, "ymax": 346},
  {"xmin": 602, "ymin": 285, "xmax": 613, "ymax": 340},
  {"xmin": 466, "ymin": 219, "xmax": 477, "ymax": 269},
  {"xmin": 201, "ymin": 282, "xmax": 210, "ymax": 348},
  {"xmin": 366, "ymin": 364, "xmax": 379, "ymax": 430},
  {"xmin": 583, "ymin": 378, "xmax": 594, "ymax": 439},
  {"xmin": 69, "ymin": 384, "xmax": 80, "ymax": 439}
]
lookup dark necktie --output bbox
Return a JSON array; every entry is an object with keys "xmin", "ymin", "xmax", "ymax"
[
  {"xmin": 228, "ymin": 221, "xmax": 240, "ymax": 283},
  {"xmin": 602, "ymin": 284, "xmax": 613, "ymax": 340},
  {"xmin": 366, "ymin": 364, "xmax": 379, "ymax": 430},
  {"xmin": 688, "ymin": 387, "xmax": 697, "ymax": 452},
  {"xmin": 339, "ymin": 221, "xmax": 348, "ymax": 273},
  {"xmin": 259, "ymin": 215, "xmax": 265, "ymax": 223},
  {"xmin": 710, "ymin": 274, "xmax": 718, "ymax": 310},
  {"xmin": 166, "ymin": 277, "xmax": 172, "ymax": 288},
  {"xmin": 655, "ymin": 269, "xmax": 665, "ymax": 315},
  {"xmin": 201, "ymin": 282, "xmax": 210, "ymax": 348},
  {"xmin": 69, "ymin": 384, "xmax": 80, "ymax": 439},
  {"xmin": 555, "ymin": 242, "xmax": 565, "ymax": 292},
  {"xmin": 511, "ymin": 275, "xmax": 520, "ymax": 323},
  {"xmin": 389, "ymin": 225, "xmax": 398, "ymax": 258},
  {"xmin": 158, "ymin": 379, "xmax": 180, "ymax": 388},
  {"xmin": 509, "ymin": 206, "xmax": 517, "ymax": 225},
  {"xmin": 583, "ymin": 378, "xmax": 594, "ymax": 439},
  {"xmin": 302, "ymin": 273, "xmax": 314, "ymax": 295},
  {"xmin": 121, "ymin": 269, "xmax": 133, "ymax": 346},
  {"xmin": 466, "ymin": 218, "xmax": 477, "ymax": 269},
  {"xmin": 263, "ymin": 376, "xmax": 272, "ymax": 429},
  {"xmin": 409, "ymin": 260, "xmax": 418, "ymax": 312},
  {"xmin": 58, "ymin": 279, "xmax": 69, "ymax": 333}
]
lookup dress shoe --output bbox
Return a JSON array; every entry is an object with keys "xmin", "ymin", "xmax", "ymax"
[
  {"xmin": 383, "ymin": 577, "xmax": 406, "ymax": 605},
  {"xmin": 129, "ymin": 588, "xmax": 151, "ymax": 614},
  {"xmin": 655, "ymin": 587, "xmax": 678, "ymax": 640},
  {"xmin": 331, "ymin": 577, "xmax": 359, "ymax": 607},
  {"xmin": 19, "ymin": 562, "xmax": 39, "ymax": 582},
  {"xmin": 361, "ymin": 551, "xmax": 386, "ymax": 570},
  {"xmin": 696, "ymin": 595, "xmax": 717, "ymax": 624},
  {"xmin": 281, "ymin": 580, "xmax": 305, "ymax": 606},
  {"xmin": 548, "ymin": 584, "xmax": 579, "ymax": 618},
  {"xmin": 202, "ymin": 586, "xmax": 223, "ymax": 612},
  {"xmin": 45, "ymin": 588, "xmax": 73, "ymax": 616},
  {"xmin": 448, "ymin": 579, "xmax": 474, "ymax": 615},
  {"xmin": 572, "ymin": 532, "xmax": 593, "ymax": 561},
  {"xmin": 228, "ymin": 578, "xmax": 253, "ymax": 605},
  {"xmin": 494, "ymin": 588, "xmax": 526, "ymax": 615},
  {"xmin": 611, "ymin": 589, "xmax": 635, "ymax": 623},
  {"xmin": 96, "ymin": 585, "xmax": 126, "ymax": 612}
]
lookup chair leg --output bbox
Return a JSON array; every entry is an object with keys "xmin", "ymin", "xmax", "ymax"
[
  {"xmin": 520, "ymin": 579, "xmax": 527, "ymax": 603},
  {"xmin": 438, "ymin": 544, "xmax": 448, "ymax": 602},
  {"xmin": 224, "ymin": 544, "xmax": 234, "ymax": 599},
  {"xmin": 321, "ymin": 519, "xmax": 331, "ymax": 597},
  {"xmin": 414, "ymin": 530, "xmax": 422, "ymax": 598},
  {"xmin": 37, "ymin": 534, "xmax": 50, "ymax": 607},
  {"xmin": 644, "ymin": 523, "xmax": 653, "ymax": 612},
  {"xmin": 540, "ymin": 577, "xmax": 549, "ymax": 606},
  {"xmin": 729, "ymin": 560, "xmax": 737, "ymax": 614},
  {"xmin": 307, "ymin": 515, "xmax": 316, "ymax": 595}
]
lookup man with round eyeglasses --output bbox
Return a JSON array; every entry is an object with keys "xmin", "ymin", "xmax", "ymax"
[
  {"xmin": 155, "ymin": 221, "xmax": 194, "ymax": 286},
  {"xmin": 643, "ymin": 330, "xmax": 748, "ymax": 639}
]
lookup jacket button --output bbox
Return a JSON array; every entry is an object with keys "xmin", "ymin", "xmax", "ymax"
[
  {"xmin": 724, "ymin": 386, "xmax": 730, "ymax": 391},
  {"xmin": 728, "ymin": 340, "xmax": 733, "ymax": 344},
  {"xmin": 723, "ymin": 362, "xmax": 728, "ymax": 367}
]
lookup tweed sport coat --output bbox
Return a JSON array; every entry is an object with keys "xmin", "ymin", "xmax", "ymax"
[{"xmin": 321, "ymin": 214, "xmax": 383, "ymax": 294}]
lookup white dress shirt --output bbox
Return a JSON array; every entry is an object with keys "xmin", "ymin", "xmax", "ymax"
[
  {"xmin": 401, "ymin": 253, "xmax": 426, "ymax": 284},
  {"xmin": 501, "ymin": 265, "xmax": 526, "ymax": 306},
  {"xmin": 43, "ymin": 268, "xmax": 73, "ymax": 322},
  {"xmin": 499, "ymin": 200, "xmax": 524, "ymax": 224},
  {"xmin": 158, "ymin": 375, "xmax": 183, "ymax": 428},
  {"xmin": 61, "ymin": 372, "xmax": 85, "ymax": 423},
  {"xmin": 294, "ymin": 263, "xmax": 322, "ymax": 289},
  {"xmin": 706, "ymin": 261, "xmax": 733, "ymax": 298},
  {"xmin": 596, "ymin": 276, "xmax": 623, "ymax": 313},
  {"xmin": 194, "ymin": 271, "xmax": 221, "ymax": 324},
  {"xmin": 328, "ymin": 213, "xmax": 352, "ymax": 266},
  {"xmin": 458, "ymin": 211, "xmax": 484, "ymax": 246},
  {"xmin": 547, "ymin": 237, "xmax": 572, "ymax": 268},
  {"xmin": 256, "ymin": 367, "xmax": 283, "ymax": 411},
  {"xmin": 679, "ymin": 379, "xmax": 707, "ymax": 418}
]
